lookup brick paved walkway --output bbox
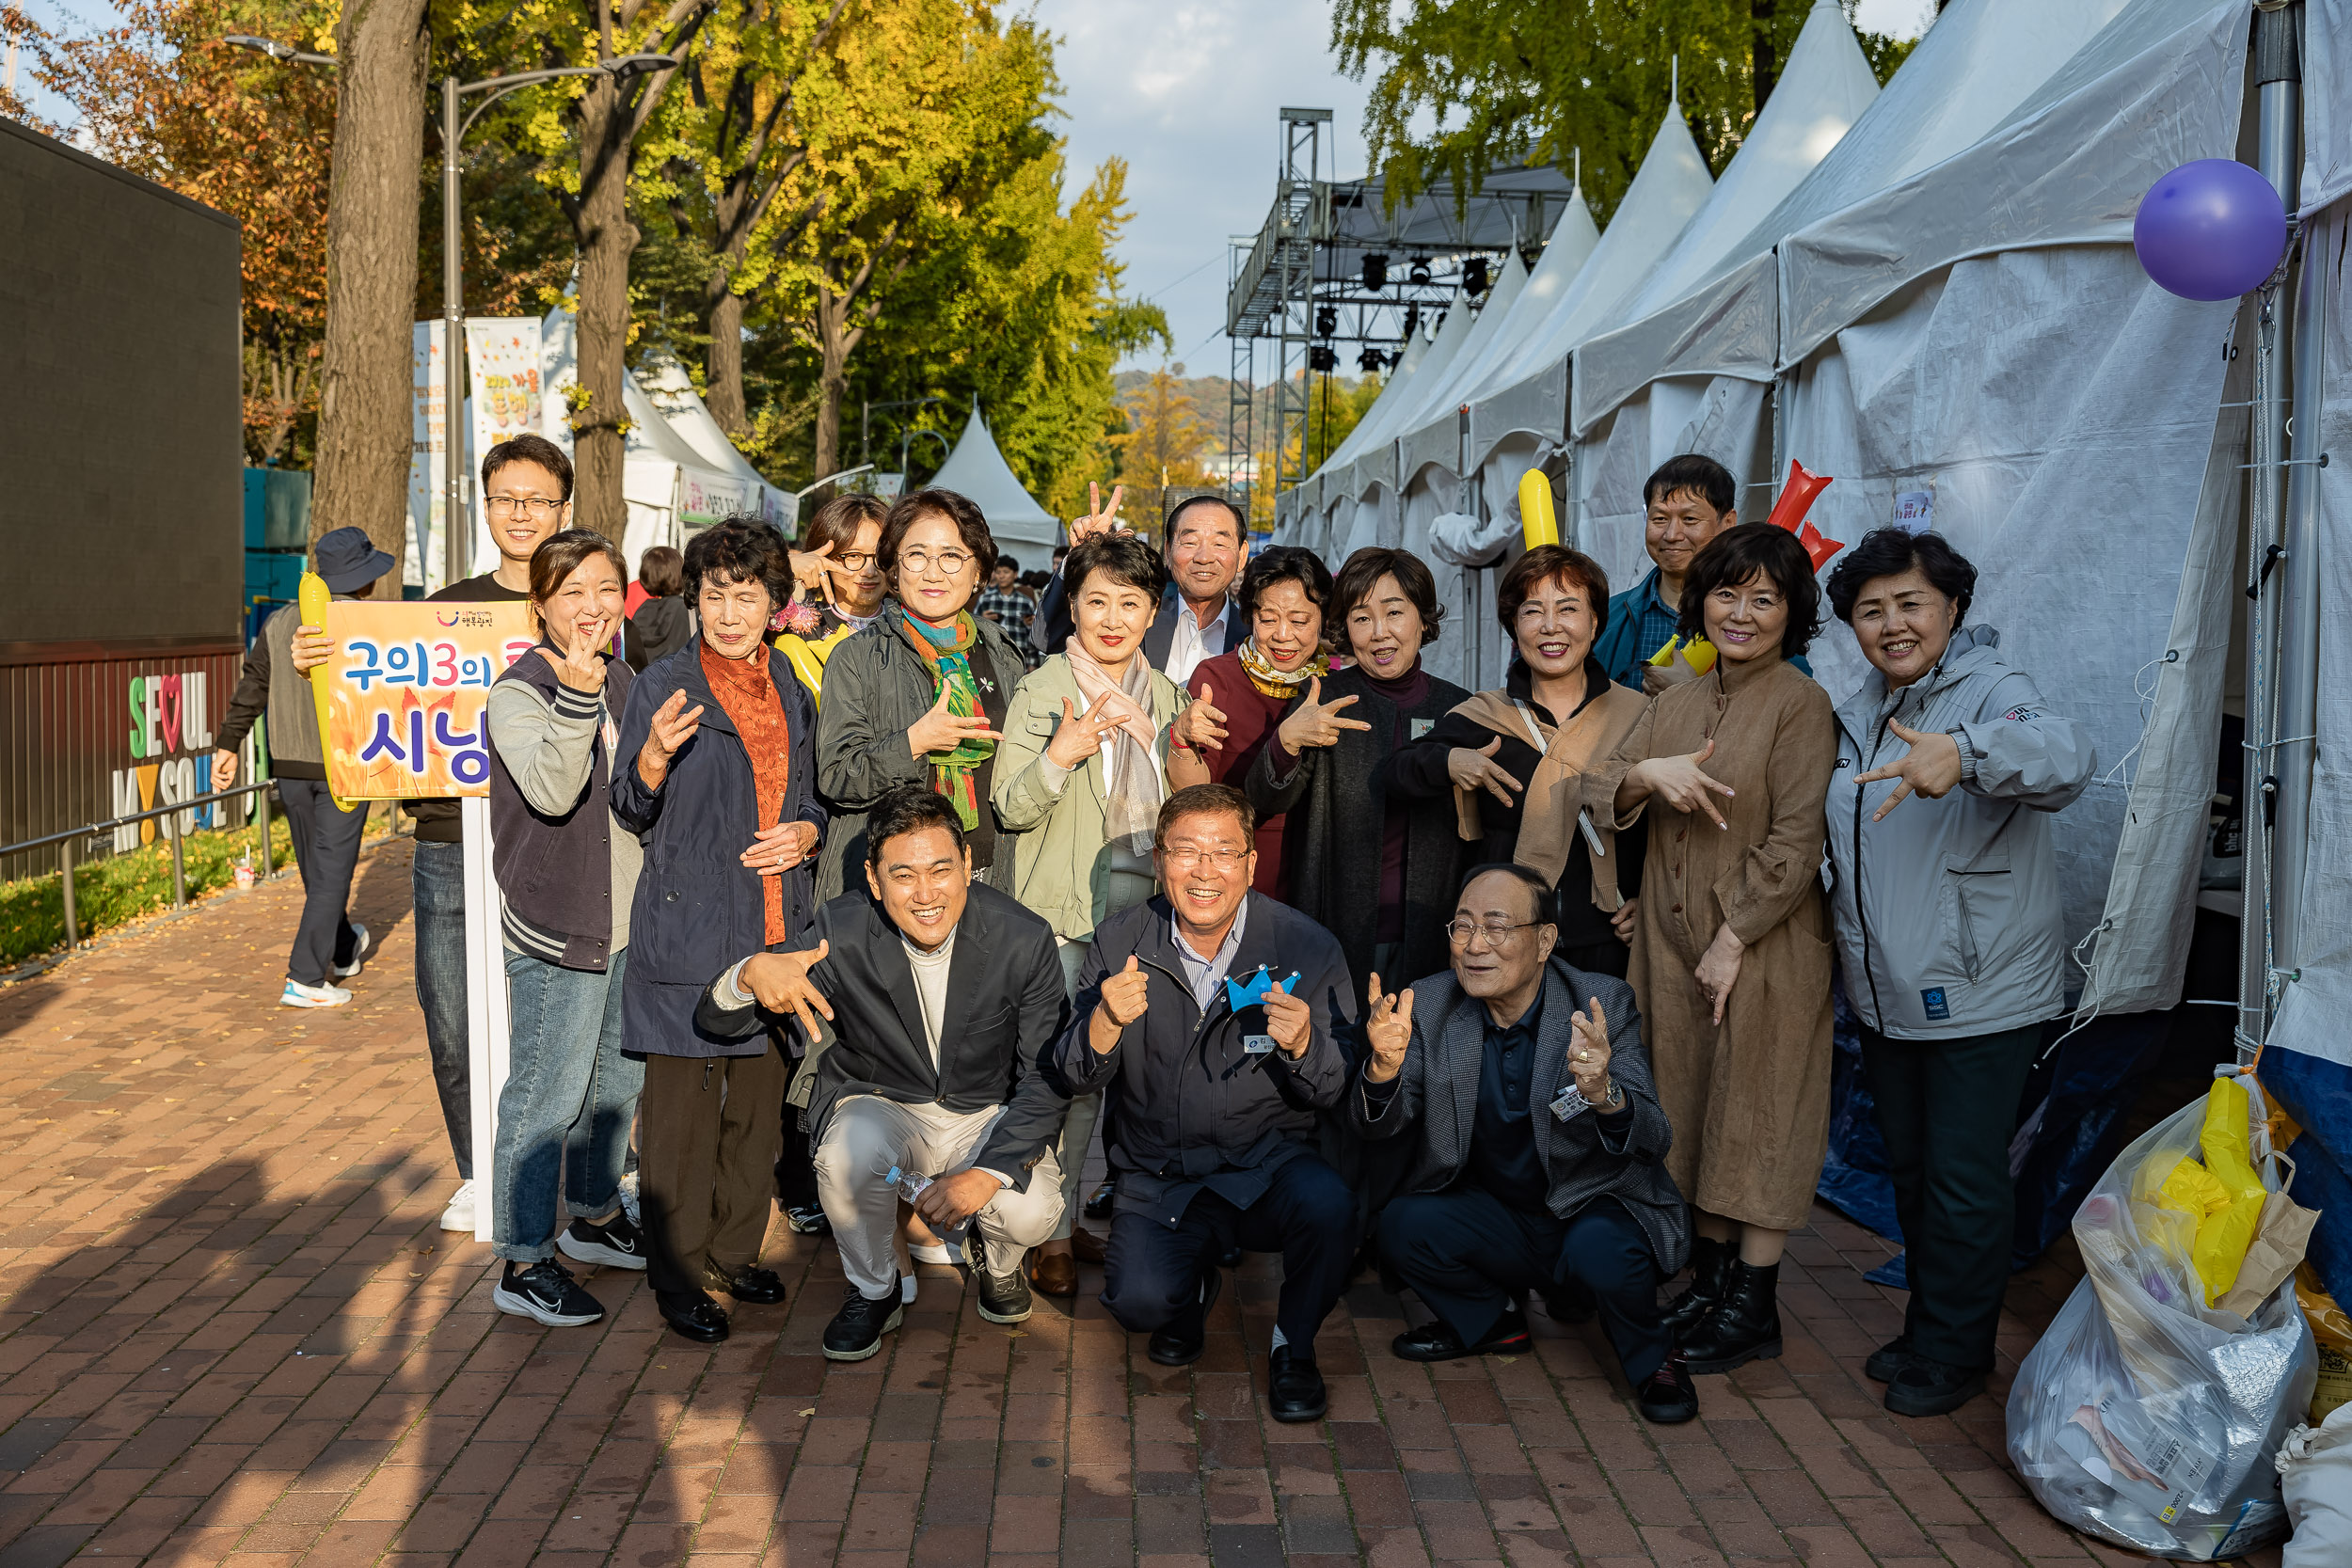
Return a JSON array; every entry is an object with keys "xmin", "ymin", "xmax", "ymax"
[{"xmin": 0, "ymin": 838, "xmax": 2280, "ymax": 1567}]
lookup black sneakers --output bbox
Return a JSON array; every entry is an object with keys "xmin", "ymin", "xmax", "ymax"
[
  {"xmin": 1866, "ymin": 1334, "xmax": 1918, "ymax": 1384},
  {"xmin": 784, "ymin": 1204, "xmax": 832, "ymax": 1235},
  {"xmin": 557, "ymin": 1212, "xmax": 648, "ymax": 1272},
  {"xmin": 823, "ymin": 1278, "xmax": 906, "ymax": 1361},
  {"xmin": 1885, "ymin": 1357, "xmax": 1987, "ymax": 1418},
  {"xmin": 977, "ymin": 1269, "xmax": 1033, "ymax": 1324},
  {"xmin": 493, "ymin": 1259, "xmax": 605, "ymax": 1327}
]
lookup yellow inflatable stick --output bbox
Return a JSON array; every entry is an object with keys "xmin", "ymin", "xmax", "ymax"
[
  {"xmin": 297, "ymin": 572, "xmax": 355, "ymax": 812},
  {"xmin": 1647, "ymin": 633, "xmax": 1719, "ymax": 675},
  {"xmin": 1518, "ymin": 469, "xmax": 1560, "ymax": 550}
]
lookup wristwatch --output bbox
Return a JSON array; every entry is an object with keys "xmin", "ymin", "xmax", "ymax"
[{"xmin": 1600, "ymin": 1079, "xmax": 1625, "ymax": 1113}]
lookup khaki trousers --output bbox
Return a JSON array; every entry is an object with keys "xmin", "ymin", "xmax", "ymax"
[{"xmin": 813, "ymin": 1096, "xmax": 1065, "ymax": 1298}]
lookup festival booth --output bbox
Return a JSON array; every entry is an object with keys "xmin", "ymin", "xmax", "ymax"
[{"xmin": 923, "ymin": 401, "xmax": 1061, "ymax": 562}]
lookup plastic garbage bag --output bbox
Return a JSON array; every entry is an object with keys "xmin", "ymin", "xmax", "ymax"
[
  {"xmin": 2276, "ymin": 1402, "xmax": 2352, "ymax": 1568},
  {"xmin": 2008, "ymin": 1090, "xmax": 2317, "ymax": 1560}
]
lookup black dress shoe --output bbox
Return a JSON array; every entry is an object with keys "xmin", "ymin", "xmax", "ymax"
[
  {"xmin": 1884, "ymin": 1356, "xmax": 1986, "ymax": 1418},
  {"xmin": 1680, "ymin": 1260, "xmax": 1782, "ymax": 1374},
  {"xmin": 1636, "ymin": 1351, "xmax": 1699, "ymax": 1424},
  {"xmin": 657, "ymin": 1291, "xmax": 730, "ymax": 1344},
  {"xmin": 1084, "ymin": 1179, "xmax": 1117, "ymax": 1220},
  {"xmin": 1147, "ymin": 1262, "xmax": 1222, "ymax": 1366},
  {"xmin": 1866, "ymin": 1334, "xmax": 1917, "ymax": 1384},
  {"xmin": 714, "ymin": 1265, "xmax": 787, "ymax": 1306},
  {"xmin": 1539, "ymin": 1278, "xmax": 1597, "ymax": 1324},
  {"xmin": 1266, "ymin": 1346, "xmax": 1327, "ymax": 1423},
  {"xmin": 823, "ymin": 1278, "xmax": 905, "ymax": 1362},
  {"xmin": 1662, "ymin": 1235, "xmax": 1735, "ymax": 1337},
  {"xmin": 1391, "ymin": 1307, "xmax": 1532, "ymax": 1363}
]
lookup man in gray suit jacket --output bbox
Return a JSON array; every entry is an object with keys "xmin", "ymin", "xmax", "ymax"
[
  {"xmin": 697, "ymin": 784, "xmax": 1072, "ymax": 1360},
  {"xmin": 1354, "ymin": 863, "xmax": 1698, "ymax": 1425}
]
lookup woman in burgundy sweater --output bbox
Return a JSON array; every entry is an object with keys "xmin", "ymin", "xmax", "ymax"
[{"xmin": 1179, "ymin": 546, "xmax": 1334, "ymax": 899}]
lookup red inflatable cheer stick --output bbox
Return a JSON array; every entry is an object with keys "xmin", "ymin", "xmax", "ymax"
[{"xmin": 1764, "ymin": 460, "xmax": 1843, "ymax": 571}]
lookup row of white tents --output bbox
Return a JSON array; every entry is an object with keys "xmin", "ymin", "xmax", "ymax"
[
  {"xmin": 453, "ymin": 309, "xmax": 1061, "ymax": 581},
  {"xmin": 1273, "ymin": 0, "xmax": 2317, "ymax": 1032}
]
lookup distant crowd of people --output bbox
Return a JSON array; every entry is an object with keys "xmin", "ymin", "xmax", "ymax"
[{"xmin": 237, "ymin": 432, "xmax": 2093, "ymax": 1430}]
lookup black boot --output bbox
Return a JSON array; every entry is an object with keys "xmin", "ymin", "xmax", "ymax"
[
  {"xmin": 1661, "ymin": 1236, "xmax": 1735, "ymax": 1338},
  {"xmin": 1680, "ymin": 1259, "xmax": 1782, "ymax": 1374}
]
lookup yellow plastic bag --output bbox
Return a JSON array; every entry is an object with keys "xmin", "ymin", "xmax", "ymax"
[{"xmin": 2192, "ymin": 1077, "xmax": 2267, "ymax": 1305}]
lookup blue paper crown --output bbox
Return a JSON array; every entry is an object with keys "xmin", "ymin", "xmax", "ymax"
[{"xmin": 1224, "ymin": 964, "xmax": 1298, "ymax": 1012}]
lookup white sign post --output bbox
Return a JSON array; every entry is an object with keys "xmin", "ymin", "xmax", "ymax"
[{"xmin": 460, "ymin": 795, "xmax": 513, "ymax": 1243}]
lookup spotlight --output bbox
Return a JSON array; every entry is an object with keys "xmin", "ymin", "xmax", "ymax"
[
  {"xmin": 1464, "ymin": 256, "xmax": 1489, "ymax": 295},
  {"xmin": 1314, "ymin": 305, "xmax": 1338, "ymax": 338},
  {"xmin": 1408, "ymin": 257, "xmax": 1433, "ymax": 286},
  {"xmin": 1308, "ymin": 344, "xmax": 1339, "ymax": 372},
  {"xmin": 1357, "ymin": 346, "xmax": 1389, "ymax": 373},
  {"xmin": 1402, "ymin": 303, "xmax": 1422, "ymax": 337},
  {"xmin": 1361, "ymin": 253, "xmax": 1389, "ymax": 291}
]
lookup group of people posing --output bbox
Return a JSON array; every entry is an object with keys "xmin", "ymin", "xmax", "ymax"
[{"xmin": 272, "ymin": 431, "xmax": 2094, "ymax": 1434}]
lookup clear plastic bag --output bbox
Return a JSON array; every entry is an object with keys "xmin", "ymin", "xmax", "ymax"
[{"xmin": 2007, "ymin": 1089, "xmax": 2318, "ymax": 1560}]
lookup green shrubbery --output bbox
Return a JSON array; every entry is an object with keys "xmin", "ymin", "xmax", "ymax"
[{"xmin": 0, "ymin": 815, "xmax": 298, "ymax": 968}]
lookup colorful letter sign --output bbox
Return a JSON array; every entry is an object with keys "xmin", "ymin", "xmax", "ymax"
[{"xmin": 321, "ymin": 600, "xmax": 536, "ymax": 800}]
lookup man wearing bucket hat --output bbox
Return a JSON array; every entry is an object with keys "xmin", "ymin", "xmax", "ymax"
[{"xmin": 215, "ymin": 526, "xmax": 395, "ymax": 1008}]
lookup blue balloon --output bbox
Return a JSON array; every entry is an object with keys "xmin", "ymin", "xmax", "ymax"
[{"xmin": 2134, "ymin": 159, "xmax": 2288, "ymax": 301}]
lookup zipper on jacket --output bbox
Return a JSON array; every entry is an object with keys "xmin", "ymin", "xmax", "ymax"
[{"xmin": 1854, "ymin": 715, "xmax": 1888, "ymax": 1030}]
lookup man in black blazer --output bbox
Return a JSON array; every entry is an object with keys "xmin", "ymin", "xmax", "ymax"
[
  {"xmin": 1354, "ymin": 864, "xmax": 1698, "ymax": 1425},
  {"xmin": 1055, "ymin": 784, "xmax": 1358, "ymax": 1423},
  {"xmin": 1031, "ymin": 494, "xmax": 1242, "ymax": 682},
  {"xmin": 698, "ymin": 784, "xmax": 1072, "ymax": 1361}
]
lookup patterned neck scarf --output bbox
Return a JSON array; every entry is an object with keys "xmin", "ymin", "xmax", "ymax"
[
  {"xmin": 1063, "ymin": 645, "xmax": 1165, "ymax": 855},
  {"xmin": 1236, "ymin": 636, "xmax": 1329, "ymax": 699},
  {"xmin": 890, "ymin": 603, "xmax": 994, "ymax": 830},
  {"xmin": 697, "ymin": 641, "xmax": 792, "ymax": 944}
]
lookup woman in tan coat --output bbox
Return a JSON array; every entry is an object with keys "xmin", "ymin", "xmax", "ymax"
[{"xmin": 1585, "ymin": 524, "xmax": 1836, "ymax": 1376}]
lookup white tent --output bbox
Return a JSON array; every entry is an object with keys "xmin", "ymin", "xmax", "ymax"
[
  {"xmin": 1564, "ymin": 0, "xmax": 1880, "ymax": 583},
  {"xmin": 1388, "ymin": 246, "xmax": 1533, "ymax": 485},
  {"xmin": 1774, "ymin": 0, "xmax": 2249, "ymax": 1008},
  {"xmin": 927, "ymin": 402, "xmax": 1060, "ymax": 558},
  {"xmin": 638, "ymin": 352, "xmax": 793, "ymax": 527},
  {"xmin": 1466, "ymin": 101, "xmax": 1714, "ymax": 462},
  {"xmin": 1279, "ymin": 313, "xmax": 1437, "ymax": 553}
]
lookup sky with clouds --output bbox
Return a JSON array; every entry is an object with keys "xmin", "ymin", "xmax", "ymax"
[{"xmin": 1033, "ymin": 0, "xmax": 1936, "ymax": 372}]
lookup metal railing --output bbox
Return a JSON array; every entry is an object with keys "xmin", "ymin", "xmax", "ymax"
[{"xmin": 0, "ymin": 779, "xmax": 286, "ymax": 950}]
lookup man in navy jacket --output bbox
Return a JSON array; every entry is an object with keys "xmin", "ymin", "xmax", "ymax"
[{"xmin": 1055, "ymin": 784, "xmax": 1357, "ymax": 1422}]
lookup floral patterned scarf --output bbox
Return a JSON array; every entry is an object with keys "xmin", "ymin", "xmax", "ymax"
[
  {"xmin": 1236, "ymin": 636, "xmax": 1329, "ymax": 700},
  {"xmin": 890, "ymin": 604, "xmax": 995, "ymax": 830}
]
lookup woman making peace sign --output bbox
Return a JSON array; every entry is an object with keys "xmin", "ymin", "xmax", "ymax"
[{"xmin": 1584, "ymin": 525, "xmax": 1836, "ymax": 1380}]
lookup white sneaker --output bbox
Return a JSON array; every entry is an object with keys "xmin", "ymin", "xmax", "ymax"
[
  {"xmin": 333, "ymin": 923, "xmax": 372, "ymax": 978},
  {"xmin": 280, "ymin": 977, "xmax": 353, "ymax": 1008},
  {"xmin": 440, "ymin": 1179, "xmax": 478, "ymax": 1232}
]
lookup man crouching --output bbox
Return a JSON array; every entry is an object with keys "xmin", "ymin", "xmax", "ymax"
[
  {"xmin": 698, "ymin": 784, "xmax": 1072, "ymax": 1359},
  {"xmin": 1357, "ymin": 863, "xmax": 1698, "ymax": 1424}
]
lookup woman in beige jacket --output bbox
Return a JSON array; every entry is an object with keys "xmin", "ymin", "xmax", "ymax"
[
  {"xmin": 1585, "ymin": 524, "xmax": 1836, "ymax": 1378},
  {"xmin": 992, "ymin": 531, "xmax": 1211, "ymax": 1291}
]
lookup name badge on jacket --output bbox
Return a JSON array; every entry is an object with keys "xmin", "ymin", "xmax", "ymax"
[{"xmin": 1550, "ymin": 1085, "xmax": 1590, "ymax": 1122}]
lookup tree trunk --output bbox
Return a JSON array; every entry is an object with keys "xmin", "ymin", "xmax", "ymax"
[
  {"xmin": 812, "ymin": 282, "xmax": 851, "ymax": 483},
  {"xmin": 1752, "ymin": 0, "xmax": 1779, "ymax": 118},
  {"xmin": 706, "ymin": 288, "xmax": 747, "ymax": 436},
  {"xmin": 309, "ymin": 0, "xmax": 428, "ymax": 579},
  {"xmin": 571, "ymin": 75, "xmax": 639, "ymax": 546}
]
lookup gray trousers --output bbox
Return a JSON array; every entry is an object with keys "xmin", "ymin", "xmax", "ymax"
[
  {"xmin": 812, "ymin": 1096, "xmax": 1064, "ymax": 1297},
  {"xmin": 276, "ymin": 778, "xmax": 366, "ymax": 987}
]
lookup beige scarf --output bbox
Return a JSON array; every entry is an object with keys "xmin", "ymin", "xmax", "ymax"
[
  {"xmin": 1450, "ymin": 683, "xmax": 1648, "ymax": 910},
  {"xmin": 1062, "ymin": 647, "xmax": 1164, "ymax": 854}
]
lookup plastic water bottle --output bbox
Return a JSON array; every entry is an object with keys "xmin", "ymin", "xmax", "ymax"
[
  {"xmin": 876, "ymin": 1158, "xmax": 970, "ymax": 1257},
  {"xmin": 232, "ymin": 848, "xmax": 255, "ymax": 891}
]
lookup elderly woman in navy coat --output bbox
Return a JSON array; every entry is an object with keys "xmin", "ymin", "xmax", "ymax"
[{"xmin": 614, "ymin": 517, "xmax": 827, "ymax": 1345}]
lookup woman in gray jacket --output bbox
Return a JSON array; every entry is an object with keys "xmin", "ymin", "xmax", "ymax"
[{"xmin": 1822, "ymin": 529, "xmax": 2093, "ymax": 1420}]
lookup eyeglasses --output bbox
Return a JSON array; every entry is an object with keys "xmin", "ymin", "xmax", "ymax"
[
  {"xmin": 1160, "ymin": 846, "xmax": 1248, "ymax": 872},
  {"xmin": 486, "ymin": 496, "xmax": 566, "ymax": 519},
  {"xmin": 836, "ymin": 551, "xmax": 877, "ymax": 572},
  {"xmin": 1444, "ymin": 917, "xmax": 1545, "ymax": 948},
  {"xmin": 898, "ymin": 547, "xmax": 975, "ymax": 578}
]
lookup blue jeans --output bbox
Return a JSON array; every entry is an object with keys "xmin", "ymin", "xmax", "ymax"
[
  {"xmin": 412, "ymin": 840, "xmax": 473, "ymax": 1179},
  {"xmin": 493, "ymin": 947, "xmax": 644, "ymax": 1262}
]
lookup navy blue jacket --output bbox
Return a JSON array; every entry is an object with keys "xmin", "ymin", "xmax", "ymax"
[
  {"xmin": 1055, "ymin": 892, "xmax": 1356, "ymax": 1226},
  {"xmin": 612, "ymin": 637, "xmax": 827, "ymax": 1057}
]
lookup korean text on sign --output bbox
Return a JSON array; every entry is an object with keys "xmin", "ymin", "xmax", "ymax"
[{"xmin": 322, "ymin": 602, "xmax": 536, "ymax": 799}]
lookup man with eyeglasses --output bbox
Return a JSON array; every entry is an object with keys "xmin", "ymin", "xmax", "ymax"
[
  {"xmin": 1055, "ymin": 783, "xmax": 1358, "ymax": 1423},
  {"xmin": 292, "ymin": 433, "xmax": 575, "ymax": 1234},
  {"xmin": 1352, "ymin": 863, "xmax": 1699, "ymax": 1424}
]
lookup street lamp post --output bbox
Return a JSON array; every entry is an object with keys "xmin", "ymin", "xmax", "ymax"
[{"xmin": 225, "ymin": 39, "xmax": 675, "ymax": 590}]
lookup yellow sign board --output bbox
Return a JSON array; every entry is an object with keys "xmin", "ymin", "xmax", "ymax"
[{"xmin": 319, "ymin": 597, "xmax": 536, "ymax": 799}]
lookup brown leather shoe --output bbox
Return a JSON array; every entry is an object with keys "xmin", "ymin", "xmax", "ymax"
[
  {"xmin": 1026, "ymin": 1250, "xmax": 1078, "ymax": 1297},
  {"xmin": 1070, "ymin": 1227, "xmax": 1107, "ymax": 1264}
]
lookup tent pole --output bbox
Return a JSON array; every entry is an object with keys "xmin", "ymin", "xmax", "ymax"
[
  {"xmin": 2273, "ymin": 177, "xmax": 2325, "ymax": 993},
  {"xmin": 2240, "ymin": 0, "xmax": 2303, "ymax": 1059}
]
